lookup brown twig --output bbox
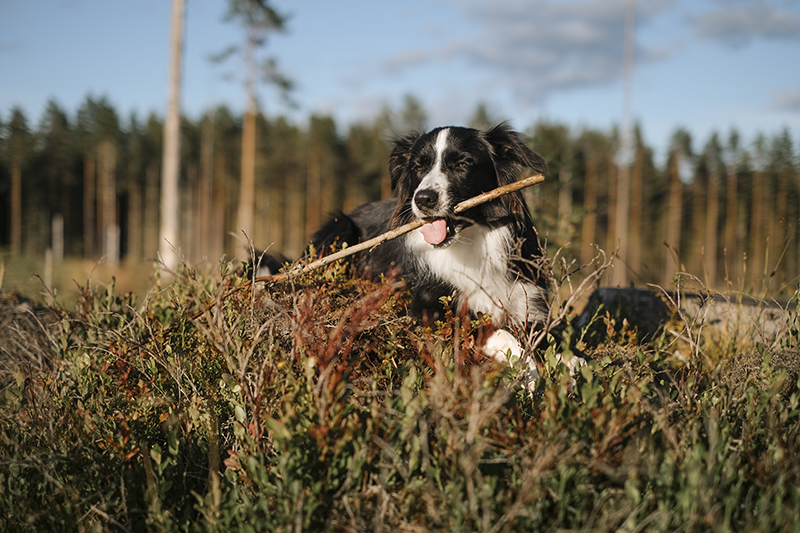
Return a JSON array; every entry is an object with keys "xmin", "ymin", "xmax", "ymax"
[{"xmin": 189, "ymin": 174, "xmax": 545, "ymax": 322}]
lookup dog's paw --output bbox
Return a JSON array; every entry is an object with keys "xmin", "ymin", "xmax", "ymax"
[
  {"xmin": 551, "ymin": 352, "xmax": 587, "ymax": 388},
  {"xmin": 483, "ymin": 329, "xmax": 539, "ymax": 390},
  {"xmin": 556, "ymin": 352, "xmax": 586, "ymax": 374}
]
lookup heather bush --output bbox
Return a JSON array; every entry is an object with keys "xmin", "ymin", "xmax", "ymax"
[{"xmin": 1, "ymin": 261, "xmax": 799, "ymax": 532}]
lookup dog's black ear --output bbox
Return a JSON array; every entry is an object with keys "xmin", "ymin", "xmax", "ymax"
[
  {"xmin": 484, "ymin": 124, "xmax": 548, "ymax": 186},
  {"xmin": 389, "ymin": 132, "xmax": 419, "ymax": 193}
]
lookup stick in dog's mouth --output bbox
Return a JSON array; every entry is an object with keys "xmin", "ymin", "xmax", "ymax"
[{"xmin": 263, "ymin": 173, "xmax": 546, "ymax": 283}]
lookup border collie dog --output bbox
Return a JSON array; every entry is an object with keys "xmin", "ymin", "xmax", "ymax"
[{"xmin": 310, "ymin": 124, "xmax": 559, "ymax": 382}]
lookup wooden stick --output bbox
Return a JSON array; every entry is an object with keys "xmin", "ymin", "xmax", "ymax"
[
  {"xmin": 259, "ymin": 173, "xmax": 545, "ymax": 284},
  {"xmin": 188, "ymin": 173, "xmax": 545, "ymax": 321}
]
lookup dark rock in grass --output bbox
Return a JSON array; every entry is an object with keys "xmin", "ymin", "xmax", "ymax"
[
  {"xmin": 577, "ymin": 287, "xmax": 790, "ymax": 347},
  {"xmin": 577, "ymin": 288, "xmax": 671, "ymax": 346}
]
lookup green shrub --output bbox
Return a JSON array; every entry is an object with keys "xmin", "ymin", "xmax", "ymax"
[{"xmin": 1, "ymin": 265, "xmax": 799, "ymax": 532}]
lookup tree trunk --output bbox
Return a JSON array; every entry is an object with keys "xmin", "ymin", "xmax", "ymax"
[
  {"xmin": 628, "ymin": 143, "xmax": 643, "ymax": 281},
  {"xmin": 724, "ymin": 166, "xmax": 738, "ymax": 285},
  {"xmin": 98, "ymin": 140, "xmax": 119, "ymax": 267},
  {"xmin": 159, "ymin": 0, "xmax": 185, "ymax": 270},
  {"xmin": 144, "ymin": 164, "xmax": 160, "ymax": 262},
  {"xmin": 612, "ymin": 157, "xmax": 630, "ymax": 287},
  {"xmin": 580, "ymin": 149, "xmax": 598, "ymax": 267},
  {"xmin": 51, "ymin": 213, "xmax": 64, "ymax": 262},
  {"xmin": 665, "ymin": 152, "xmax": 683, "ymax": 284},
  {"xmin": 267, "ymin": 170, "xmax": 284, "ymax": 255},
  {"xmin": 10, "ymin": 160, "xmax": 21, "ymax": 257},
  {"xmin": 306, "ymin": 144, "xmax": 321, "ymax": 245},
  {"xmin": 211, "ymin": 150, "xmax": 227, "ymax": 260},
  {"xmin": 749, "ymin": 170, "xmax": 765, "ymax": 287},
  {"xmin": 236, "ymin": 26, "xmax": 258, "ymax": 260},
  {"xmin": 606, "ymin": 160, "xmax": 618, "ymax": 268},
  {"xmin": 237, "ymin": 108, "xmax": 256, "ymax": 257},
  {"xmin": 692, "ymin": 177, "xmax": 705, "ymax": 278},
  {"xmin": 774, "ymin": 171, "xmax": 787, "ymax": 292},
  {"xmin": 285, "ymin": 156, "xmax": 305, "ymax": 259},
  {"xmin": 199, "ymin": 115, "xmax": 214, "ymax": 260},
  {"xmin": 705, "ymin": 169, "xmax": 719, "ymax": 288},
  {"xmin": 184, "ymin": 164, "xmax": 199, "ymax": 262},
  {"xmin": 83, "ymin": 155, "xmax": 96, "ymax": 258},
  {"xmin": 612, "ymin": 0, "xmax": 636, "ymax": 287},
  {"xmin": 128, "ymin": 179, "xmax": 142, "ymax": 262},
  {"xmin": 557, "ymin": 164, "xmax": 572, "ymax": 243}
]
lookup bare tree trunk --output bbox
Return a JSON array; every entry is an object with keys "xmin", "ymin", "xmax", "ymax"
[
  {"xmin": 286, "ymin": 159, "xmax": 305, "ymax": 259},
  {"xmin": 665, "ymin": 152, "xmax": 683, "ymax": 284},
  {"xmin": 199, "ymin": 114, "xmax": 214, "ymax": 261},
  {"xmin": 267, "ymin": 172, "xmax": 283, "ymax": 254},
  {"xmin": 43, "ymin": 248, "xmax": 53, "ymax": 305},
  {"xmin": 184, "ymin": 164, "xmax": 199, "ymax": 262},
  {"xmin": 776, "ymin": 171, "xmax": 788, "ymax": 286},
  {"xmin": 211, "ymin": 152, "xmax": 227, "ymax": 260},
  {"xmin": 238, "ymin": 108, "xmax": 256, "ymax": 256},
  {"xmin": 236, "ymin": 26, "xmax": 258, "ymax": 259},
  {"xmin": 692, "ymin": 177, "xmax": 705, "ymax": 278},
  {"xmin": 159, "ymin": 0, "xmax": 185, "ymax": 270},
  {"xmin": 611, "ymin": 0, "xmax": 636, "ymax": 287},
  {"xmin": 10, "ymin": 160, "xmax": 21, "ymax": 257},
  {"xmin": 580, "ymin": 149, "xmax": 598, "ymax": 267},
  {"xmin": 557, "ymin": 163, "xmax": 572, "ymax": 243},
  {"xmin": 724, "ymin": 166, "xmax": 738, "ymax": 285},
  {"xmin": 606, "ymin": 160, "xmax": 618, "ymax": 263},
  {"xmin": 628, "ymin": 143, "xmax": 643, "ymax": 281},
  {"xmin": 306, "ymin": 144, "xmax": 321, "ymax": 244},
  {"xmin": 705, "ymin": 169, "xmax": 719, "ymax": 289},
  {"xmin": 749, "ymin": 170, "xmax": 765, "ymax": 287},
  {"xmin": 128, "ymin": 179, "xmax": 142, "ymax": 262},
  {"xmin": 83, "ymin": 155, "xmax": 95, "ymax": 258},
  {"xmin": 144, "ymin": 164, "xmax": 160, "ymax": 261},
  {"xmin": 98, "ymin": 140, "xmax": 119, "ymax": 267},
  {"xmin": 612, "ymin": 158, "xmax": 630, "ymax": 287},
  {"xmin": 51, "ymin": 213, "xmax": 64, "ymax": 262}
]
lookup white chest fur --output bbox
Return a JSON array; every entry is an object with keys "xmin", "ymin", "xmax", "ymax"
[{"xmin": 405, "ymin": 224, "xmax": 546, "ymax": 327}]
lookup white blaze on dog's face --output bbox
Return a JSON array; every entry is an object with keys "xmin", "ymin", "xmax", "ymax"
[
  {"xmin": 413, "ymin": 129, "xmax": 452, "ymax": 246},
  {"xmin": 412, "ymin": 128, "xmax": 450, "ymax": 218}
]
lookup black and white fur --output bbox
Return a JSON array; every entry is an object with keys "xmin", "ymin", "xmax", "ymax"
[{"xmin": 310, "ymin": 125, "xmax": 582, "ymax": 384}]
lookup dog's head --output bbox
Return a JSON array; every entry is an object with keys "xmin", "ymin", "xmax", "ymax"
[{"xmin": 388, "ymin": 124, "xmax": 547, "ymax": 247}]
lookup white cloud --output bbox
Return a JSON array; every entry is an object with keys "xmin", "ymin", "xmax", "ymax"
[
  {"xmin": 378, "ymin": 0, "xmax": 674, "ymax": 104},
  {"xmin": 369, "ymin": 0, "xmax": 800, "ymax": 112},
  {"xmin": 691, "ymin": 3, "xmax": 800, "ymax": 46},
  {"xmin": 774, "ymin": 86, "xmax": 800, "ymax": 111}
]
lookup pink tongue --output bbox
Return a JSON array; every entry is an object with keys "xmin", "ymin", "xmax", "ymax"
[{"xmin": 420, "ymin": 219, "xmax": 447, "ymax": 245}]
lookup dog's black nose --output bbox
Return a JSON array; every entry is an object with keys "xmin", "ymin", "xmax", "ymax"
[{"xmin": 414, "ymin": 189, "xmax": 439, "ymax": 211}]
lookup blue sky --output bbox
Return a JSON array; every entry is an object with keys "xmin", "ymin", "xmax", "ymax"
[{"xmin": 1, "ymin": 0, "xmax": 799, "ymax": 160}]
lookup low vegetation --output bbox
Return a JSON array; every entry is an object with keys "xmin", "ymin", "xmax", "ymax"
[{"xmin": 1, "ymin": 254, "xmax": 799, "ymax": 532}]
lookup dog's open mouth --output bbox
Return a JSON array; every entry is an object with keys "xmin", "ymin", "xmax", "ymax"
[
  {"xmin": 419, "ymin": 217, "xmax": 469, "ymax": 248},
  {"xmin": 420, "ymin": 218, "xmax": 448, "ymax": 245}
]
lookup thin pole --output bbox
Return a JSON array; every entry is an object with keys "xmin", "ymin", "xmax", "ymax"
[{"xmin": 611, "ymin": 0, "xmax": 636, "ymax": 286}]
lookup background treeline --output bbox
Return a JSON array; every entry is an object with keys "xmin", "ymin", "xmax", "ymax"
[{"xmin": 1, "ymin": 96, "xmax": 799, "ymax": 294}]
